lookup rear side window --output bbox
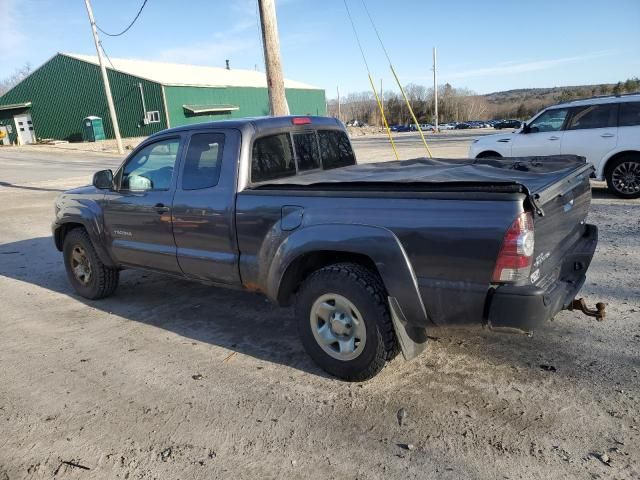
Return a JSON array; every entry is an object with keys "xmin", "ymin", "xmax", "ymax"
[
  {"xmin": 182, "ymin": 133, "xmax": 224, "ymax": 190},
  {"xmin": 619, "ymin": 102, "xmax": 640, "ymax": 127},
  {"xmin": 318, "ymin": 130, "xmax": 356, "ymax": 169},
  {"xmin": 567, "ymin": 104, "xmax": 617, "ymax": 130},
  {"xmin": 293, "ymin": 132, "xmax": 320, "ymax": 171},
  {"xmin": 251, "ymin": 133, "xmax": 295, "ymax": 182}
]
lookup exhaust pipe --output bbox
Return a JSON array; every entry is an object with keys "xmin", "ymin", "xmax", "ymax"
[{"xmin": 567, "ymin": 298, "xmax": 605, "ymax": 321}]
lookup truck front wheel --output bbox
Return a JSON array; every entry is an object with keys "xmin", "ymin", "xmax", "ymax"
[
  {"xmin": 295, "ymin": 263, "xmax": 399, "ymax": 381},
  {"xmin": 63, "ymin": 228, "xmax": 119, "ymax": 300}
]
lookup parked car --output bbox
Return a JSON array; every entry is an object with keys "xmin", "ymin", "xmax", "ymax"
[
  {"xmin": 439, "ymin": 123, "xmax": 456, "ymax": 130},
  {"xmin": 395, "ymin": 125, "xmax": 411, "ymax": 132},
  {"xmin": 494, "ymin": 119, "xmax": 523, "ymax": 129},
  {"xmin": 469, "ymin": 94, "xmax": 640, "ymax": 198},
  {"xmin": 53, "ymin": 116, "xmax": 600, "ymax": 380},
  {"xmin": 455, "ymin": 122, "xmax": 471, "ymax": 129}
]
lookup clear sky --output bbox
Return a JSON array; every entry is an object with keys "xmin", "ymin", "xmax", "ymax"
[{"xmin": 1, "ymin": 0, "xmax": 639, "ymax": 97}]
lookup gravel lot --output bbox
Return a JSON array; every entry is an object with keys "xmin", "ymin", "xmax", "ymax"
[{"xmin": 0, "ymin": 134, "xmax": 639, "ymax": 479}]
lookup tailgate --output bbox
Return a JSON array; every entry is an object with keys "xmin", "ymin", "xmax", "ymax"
[{"xmin": 530, "ymin": 166, "xmax": 592, "ymax": 288}]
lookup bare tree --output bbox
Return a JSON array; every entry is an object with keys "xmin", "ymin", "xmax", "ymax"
[{"xmin": 0, "ymin": 63, "xmax": 32, "ymax": 96}]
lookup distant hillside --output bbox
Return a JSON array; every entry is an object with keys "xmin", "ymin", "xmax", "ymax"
[{"xmin": 481, "ymin": 78, "xmax": 639, "ymax": 119}]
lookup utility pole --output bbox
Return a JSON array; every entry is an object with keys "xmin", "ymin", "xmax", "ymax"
[
  {"xmin": 433, "ymin": 47, "xmax": 438, "ymax": 133},
  {"xmin": 336, "ymin": 86, "xmax": 341, "ymax": 122},
  {"xmin": 258, "ymin": 0, "xmax": 290, "ymax": 116},
  {"xmin": 84, "ymin": 0, "xmax": 123, "ymax": 154}
]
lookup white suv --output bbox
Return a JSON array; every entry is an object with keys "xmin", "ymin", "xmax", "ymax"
[{"xmin": 469, "ymin": 94, "xmax": 640, "ymax": 198}]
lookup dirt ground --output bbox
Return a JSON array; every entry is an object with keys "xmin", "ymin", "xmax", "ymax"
[{"xmin": 0, "ymin": 138, "xmax": 639, "ymax": 479}]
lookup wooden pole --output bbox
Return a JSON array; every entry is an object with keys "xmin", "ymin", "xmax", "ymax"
[
  {"xmin": 337, "ymin": 86, "xmax": 341, "ymax": 121},
  {"xmin": 84, "ymin": 0, "xmax": 124, "ymax": 153},
  {"xmin": 258, "ymin": 0, "xmax": 290, "ymax": 116}
]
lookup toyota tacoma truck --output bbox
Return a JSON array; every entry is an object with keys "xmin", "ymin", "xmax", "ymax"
[{"xmin": 53, "ymin": 116, "xmax": 601, "ymax": 381}]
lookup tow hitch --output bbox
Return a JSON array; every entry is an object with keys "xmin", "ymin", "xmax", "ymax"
[{"xmin": 568, "ymin": 298, "xmax": 606, "ymax": 321}]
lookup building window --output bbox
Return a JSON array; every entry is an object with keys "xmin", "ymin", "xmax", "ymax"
[{"xmin": 145, "ymin": 111, "xmax": 161, "ymax": 123}]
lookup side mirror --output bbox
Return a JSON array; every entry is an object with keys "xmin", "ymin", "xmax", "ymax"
[
  {"xmin": 92, "ymin": 169, "xmax": 113, "ymax": 189},
  {"xmin": 520, "ymin": 123, "xmax": 530, "ymax": 134}
]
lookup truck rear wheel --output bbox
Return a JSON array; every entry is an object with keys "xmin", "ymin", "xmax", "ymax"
[
  {"xmin": 63, "ymin": 228, "xmax": 119, "ymax": 300},
  {"xmin": 295, "ymin": 263, "xmax": 398, "ymax": 381}
]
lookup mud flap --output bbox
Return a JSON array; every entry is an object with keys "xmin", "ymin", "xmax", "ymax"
[{"xmin": 388, "ymin": 296, "xmax": 428, "ymax": 361}]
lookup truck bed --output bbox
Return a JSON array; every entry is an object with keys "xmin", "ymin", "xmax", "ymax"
[{"xmin": 251, "ymin": 155, "xmax": 593, "ymax": 200}]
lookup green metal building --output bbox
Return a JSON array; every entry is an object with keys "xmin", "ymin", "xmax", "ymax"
[{"xmin": 0, "ymin": 53, "xmax": 326, "ymax": 145}]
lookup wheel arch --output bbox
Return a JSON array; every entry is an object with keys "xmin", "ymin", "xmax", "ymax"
[
  {"xmin": 54, "ymin": 221, "xmax": 84, "ymax": 251},
  {"xmin": 601, "ymin": 149, "xmax": 640, "ymax": 179},
  {"xmin": 267, "ymin": 224, "xmax": 432, "ymax": 328},
  {"xmin": 277, "ymin": 250, "xmax": 379, "ymax": 306},
  {"xmin": 54, "ymin": 218, "xmax": 116, "ymax": 268},
  {"xmin": 476, "ymin": 150, "xmax": 503, "ymax": 159}
]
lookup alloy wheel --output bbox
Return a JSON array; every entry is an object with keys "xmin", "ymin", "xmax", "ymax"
[{"xmin": 611, "ymin": 161, "xmax": 640, "ymax": 195}]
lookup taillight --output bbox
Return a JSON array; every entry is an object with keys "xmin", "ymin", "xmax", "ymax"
[{"xmin": 492, "ymin": 211, "xmax": 535, "ymax": 283}]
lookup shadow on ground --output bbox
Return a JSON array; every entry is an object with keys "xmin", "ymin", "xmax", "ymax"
[{"xmin": 0, "ymin": 236, "xmax": 330, "ymax": 378}]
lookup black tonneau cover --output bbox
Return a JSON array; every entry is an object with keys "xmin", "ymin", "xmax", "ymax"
[{"xmin": 253, "ymin": 156, "xmax": 593, "ymax": 199}]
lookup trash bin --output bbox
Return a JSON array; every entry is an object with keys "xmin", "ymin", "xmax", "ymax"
[{"xmin": 82, "ymin": 116, "xmax": 105, "ymax": 142}]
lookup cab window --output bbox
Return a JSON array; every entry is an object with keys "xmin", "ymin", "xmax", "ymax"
[
  {"xmin": 293, "ymin": 132, "xmax": 320, "ymax": 172},
  {"xmin": 528, "ymin": 109, "xmax": 569, "ymax": 133},
  {"xmin": 121, "ymin": 138, "xmax": 180, "ymax": 191},
  {"xmin": 182, "ymin": 133, "xmax": 224, "ymax": 190},
  {"xmin": 567, "ymin": 104, "xmax": 617, "ymax": 130},
  {"xmin": 318, "ymin": 130, "xmax": 356, "ymax": 169},
  {"xmin": 251, "ymin": 133, "xmax": 296, "ymax": 182}
]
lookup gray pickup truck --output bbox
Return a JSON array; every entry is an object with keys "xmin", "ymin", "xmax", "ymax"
[{"xmin": 53, "ymin": 116, "xmax": 601, "ymax": 380}]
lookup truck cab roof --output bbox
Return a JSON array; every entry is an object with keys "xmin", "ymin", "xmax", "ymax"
[{"xmin": 147, "ymin": 115, "xmax": 343, "ymax": 140}]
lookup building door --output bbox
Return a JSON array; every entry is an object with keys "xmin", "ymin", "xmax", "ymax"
[{"xmin": 14, "ymin": 114, "xmax": 35, "ymax": 144}]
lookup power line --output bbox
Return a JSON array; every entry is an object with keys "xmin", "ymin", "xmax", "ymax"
[
  {"xmin": 96, "ymin": 0, "xmax": 148, "ymax": 37},
  {"xmin": 342, "ymin": 0, "xmax": 398, "ymax": 160},
  {"xmin": 99, "ymin": 40, "xmax": 115, "ymax": 70},
  {"xmin": 342, "ymin": 0, "xmax": 370, "ymax": 74},
  {"xmin": 359, "ymin": 0, "xmax": 392, "ymax": 65},
  {"xmin": 359, "ymin": 0, "xmax": 433, "ymax": 158}
]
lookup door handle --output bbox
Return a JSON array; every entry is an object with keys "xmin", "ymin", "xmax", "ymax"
[
  {"xmin": 600, "ymin": 133, "xmax": 615, "ymax": 138},
  {"xmin": 548, "ymin": 136, "xmax": 560, "ymax": 141},
  {"xmin": 153, "ymin": 203, "xmax": 170, "ymax": 214}
]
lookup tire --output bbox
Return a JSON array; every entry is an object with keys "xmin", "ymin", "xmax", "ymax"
[
  {"xmin": 63, "ymin": 228, "xmax": 119, "ymax": 299},
  {"xmin": 605, "ymin": 154, "xmax": 640, "ymax": 199},
  {"xmin": 295, "ymin": 263, "xmax": 399, "ymax": 381}
]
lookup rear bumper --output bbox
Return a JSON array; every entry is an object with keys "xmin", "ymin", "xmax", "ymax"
[{"xmin": 486, "ymin": 223, "xmax": 598, "ymax": 332}]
